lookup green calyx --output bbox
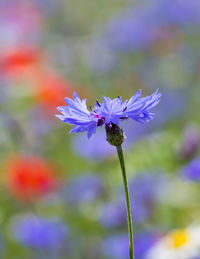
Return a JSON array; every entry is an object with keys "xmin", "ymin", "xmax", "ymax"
[{"xmin": 106, "ymin": 123, "xmax": 125, "ymax": 146}]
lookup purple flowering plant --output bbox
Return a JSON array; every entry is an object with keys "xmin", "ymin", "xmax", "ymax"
[
  {"xmin": 56, "ymin": 89, "xmax": 161, "ymax": 259},
  {"xmin": 56, "ymin": 89, "xmax": 160, "ymax": 139}
]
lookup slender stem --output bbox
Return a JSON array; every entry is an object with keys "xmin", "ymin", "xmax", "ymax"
[{"xmin": 116, "ymin": 145, "xmax": 134, "ymax": 259}]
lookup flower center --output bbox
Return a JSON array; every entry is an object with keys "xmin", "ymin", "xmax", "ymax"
[
  {"xmin": 97, "ymin": 118, "xmax": 105, "ymax": 126},
  {"xmin": 167, "ymin": 230, "xmax": 189, "ymax": 249}
]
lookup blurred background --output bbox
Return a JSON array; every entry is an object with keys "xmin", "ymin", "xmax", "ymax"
[{"xmin": 0, "ymin": 0, "xmax": 200, "ymax": 258}]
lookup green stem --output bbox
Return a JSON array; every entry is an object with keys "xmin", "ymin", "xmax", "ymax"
[{"xmin": 116, "ymin": 145, "xmax": 134, "ymax": 259}]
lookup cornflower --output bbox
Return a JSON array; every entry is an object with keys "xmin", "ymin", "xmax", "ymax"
[
  {"xmin": 56, "ymin": 89, "xmax": 160, "ymax": 140},
  {"xmin": 56, "ymin": 89, "xmax": 161, "ymax": 259}
]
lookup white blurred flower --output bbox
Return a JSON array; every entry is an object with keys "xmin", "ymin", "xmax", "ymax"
[{"xmin": 146, "ymin": 226, "xmax": 200, "ymax": 259}]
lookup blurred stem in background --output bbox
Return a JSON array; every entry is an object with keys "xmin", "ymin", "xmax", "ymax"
[{"xmin": 116, "ymin": 145, "xmax": 134, "ymax": 259}]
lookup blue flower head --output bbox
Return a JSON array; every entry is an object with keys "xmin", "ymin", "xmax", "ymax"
[
  {"xmin": 181, "ymin": 158, "xmax": 200, "ymax": 181},
  {"xmin": 11, "ymin": 214, "xmax": 68, "ymax": 251},
  {"xmin": 56, "ymin": 90, "xmax": 161, "ymax": 141},
  {"xmin": 102, "ymin": 232, "xmax": 158, "ymax": 259}
]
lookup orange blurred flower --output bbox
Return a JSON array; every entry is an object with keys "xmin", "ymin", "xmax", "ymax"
[
  {"xmin": 35, "ymin": 72, "xmax": 73, "ymax": 110},
  {"xmin": 4, "ymin": 155, "xmax": 58, "ymax": 202}
]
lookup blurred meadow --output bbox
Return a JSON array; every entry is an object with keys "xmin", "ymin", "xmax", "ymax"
[{"xmin": 1, "ymin": 0, "xmax": 200, "ymax": 258}]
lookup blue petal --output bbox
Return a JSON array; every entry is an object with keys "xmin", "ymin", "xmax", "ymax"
[
  {"xmin": 56, "ymin": 92, "xmax": 100, "ymax": 138},
  {"xmin": 126, "ymin": 89, "xmax": 161, "ymax": 123}
]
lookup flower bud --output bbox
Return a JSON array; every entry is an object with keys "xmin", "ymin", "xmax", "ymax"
[{"xmin": 106, "ymin": 123, "xmax": 125, "ymax": 146}]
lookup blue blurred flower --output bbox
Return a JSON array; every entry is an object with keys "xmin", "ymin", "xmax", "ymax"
[
  {"xmin": 99, "ymin": 196, "xmax": 149, "ymax": 227},
  {"xmin": 56, "ymin": 90, "xmax": 160, "ymax": 138},
  {"xmin": 62, "ymin": 173, "xmax": 105, "ymax": 204},
  {"xmin": 156, "ymin": 0, "xmax": 200, "ymax": 27},
  {"xmin": 106, "ymin": 4, "xmax": 161, "ymax": 52},
  {"xmin": 105, "ymin": 0, "xmax": 200, "ymax": 53},
  {"xmin": 129, "ymin": 173, "xmax": 165, "ymax": 201},
  {"xmin": 134, "ymin": 232, "xmax": 159, "ymax": 259},
  {"xmin": 102, "ymin": 231, "xmax": 158, "ymax": 259},
  {"xmin": 181, "ymin": 158, "xmax": 200, "ymax": 181},
  {"xmin": 11, "ymin": 214, "xmax": 67, "ymax": 251},
  {"xmin": 100, "ymin": 173, "xmax": 165, "ymax": 226}
]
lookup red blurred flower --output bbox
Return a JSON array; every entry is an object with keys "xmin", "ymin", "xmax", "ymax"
[
  {"xmin": 0, "ymin": 47, "xmax": 75, "ymax": 115},
  {"xmin": 1, "ymin": 47, "xmax": 41, "ymax": 78},
  {"xmin": 4, "ymin": 155, "xmax": 58, "ymax": 201}
]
